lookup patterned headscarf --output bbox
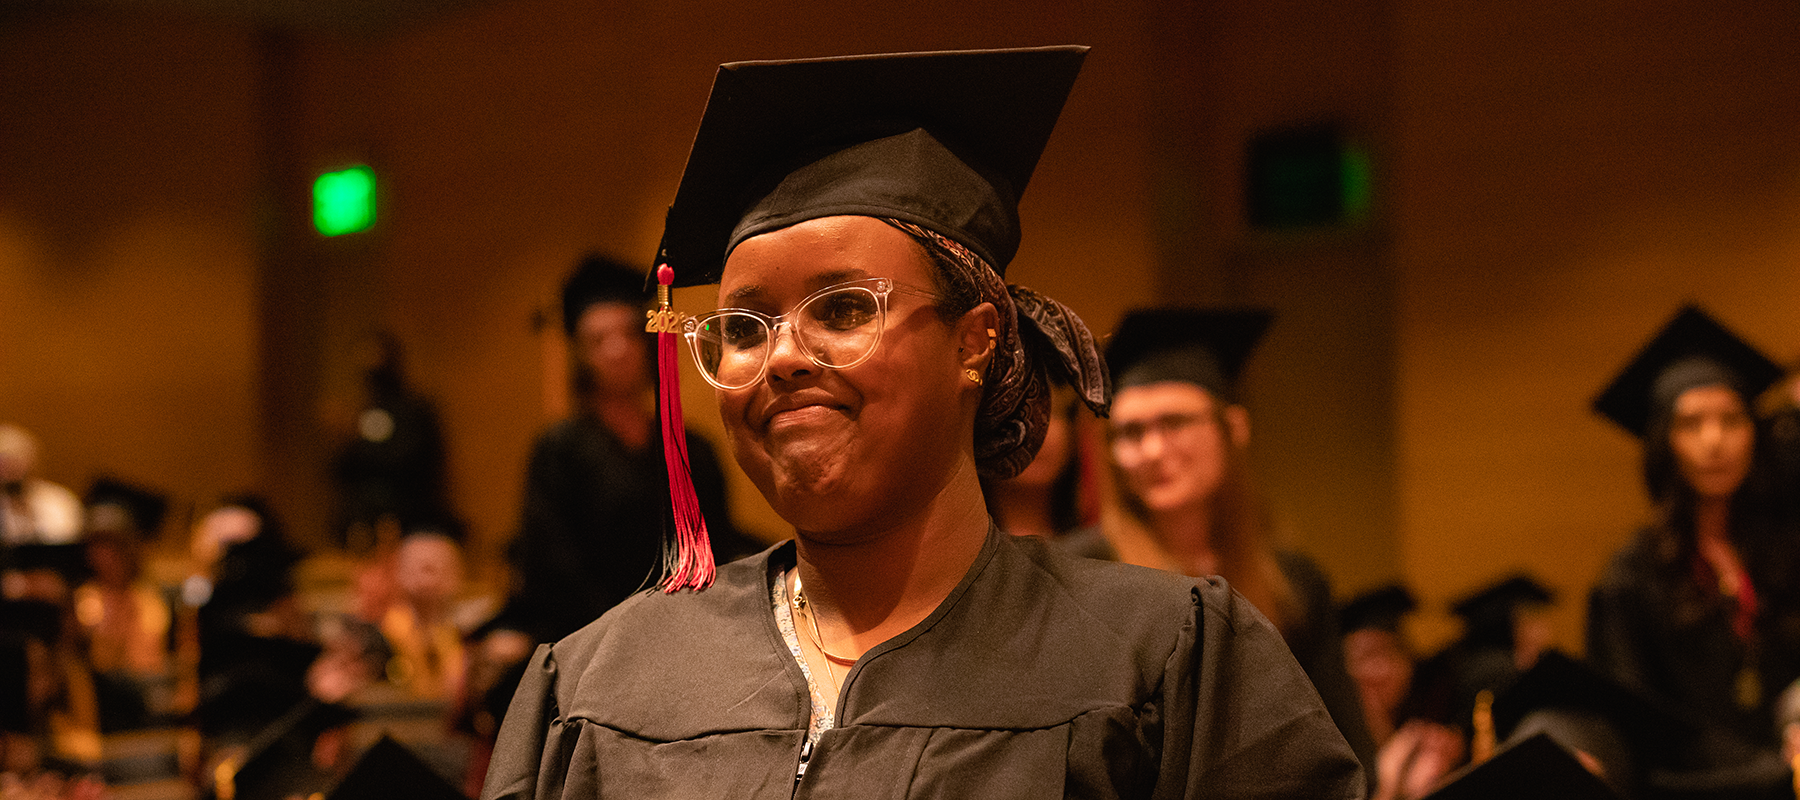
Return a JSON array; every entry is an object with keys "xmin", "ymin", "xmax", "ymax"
[{"xmin": 881, "ymin": 220, "xmax": 1110, "ymax": 480}]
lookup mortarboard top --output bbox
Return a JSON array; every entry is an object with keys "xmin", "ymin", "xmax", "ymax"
[
  {"xmin": 1339, "ymin": 584, "xmax": 1418, "ymax": 634},
  {"xmin": 221, "ymin": 698, "xmax": 360, "ymax": 800},
  {"xmin": 83, "ymin": 477, "xmax": 169, "ymax": 537},
  {"xmin": 1423, "ymin": 732, "xmax": 1619, "ymax": 800},
  {"xmin": 1105, "ymin": 307, "xmax": 1274, "ymax": 401},
  {"xmin": 656, "ymin": 46, "xmax": 1088, "ymax": 288},
  {"xmin": 561, "ymin": 252, "xmax": 650, "ymax": 336},
  {"xmin": 326, "ymin": 735, "xmax": 466, "ymax": 800},
  {"xmin": 1592, "ymin": 305, "xmax": 1782, "ymax": 438},
  {"xmin": 1450, "ymin": 574, "xmax": 1553, "ymax": 632},
  {"xmin": 1491, "ymin": 650, "xmax": 1689, "ymax": 754}
]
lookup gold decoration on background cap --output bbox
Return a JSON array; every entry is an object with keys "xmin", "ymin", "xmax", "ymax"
[{"xmin": 1470, "ymin": 689, "xmax": 1496, "ymax": 764}]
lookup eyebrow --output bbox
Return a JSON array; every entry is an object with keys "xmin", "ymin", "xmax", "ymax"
[{"xmin": 723, "ymin": 268, "xmax": 869, "ymax": 303}]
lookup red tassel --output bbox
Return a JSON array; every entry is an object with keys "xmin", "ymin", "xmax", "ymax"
[{"xmin": 651, "ymin": 263, "xmax": 715, "ymax": 592}]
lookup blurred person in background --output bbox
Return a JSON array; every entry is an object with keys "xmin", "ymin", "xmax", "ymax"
[
  {"xmin": 1092, "ymin": 307, "xmax": 1378, "ymax": 778},
  {"xmin": 0, "ymin": 425, "xmax": 82, "ymax": 548},
  {"xmin": 72, "ymin": 480, "xmax": 175, "ymax": 731},
  {"xmin": 1587, "ymin": 305, "xmax": 1800, "ymax": 798},
  {"xmin": 981, "ymin": 383, "xmax": 1096, "ymax": 541},
  {"xmin": 181, "ymin": 495, "xmax": 314, "ymax": 747},
  {"xmin": 1410, "ymin": 574, "xmax": 1557, "ymax": 737},
  {"xmin": 499, "ymin": 252, "xmax": 751, "ymax": 646},
  {"xmin": 328, "ymin": 331, "xmax": 454, "ymax": 554},
  {"xmin": 379, "ymin": 525, "xmax": 484, "ymax": 700}
]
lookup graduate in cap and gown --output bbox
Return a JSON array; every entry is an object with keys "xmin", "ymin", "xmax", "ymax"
[
  {"xmin": 1088, "ymin": 306, "xmax": 1379, "ymax": 780},
  {"xmin": 481, "ymin": 47, "xmax": 1364, "ymax": 799},
  {"xmin": 1586, "ymin": 305, "xmax": 1800, "ymax": 799}
]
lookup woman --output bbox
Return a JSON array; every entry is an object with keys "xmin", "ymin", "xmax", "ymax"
[
  {"xmin": 1089, "ymin": 307, "xmax": 1379, "ymax": 776},
  {"xmin": 1587, "ymin": 305, "xmax": 1800, "ymax": 797},
  {"xmin": 502, "ymin": 253, "xmax": 749, "ymax": 645},
  {"xmin": 482, "ymin": 47, "xmax": 1363, "ymax": 799},
  {"xmin": 982, "ymin": 384, "xmax": 1095, "ymax": 540}
]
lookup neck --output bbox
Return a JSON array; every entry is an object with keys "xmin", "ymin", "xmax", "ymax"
[
  {"xmin": 586, "ymin": 390, "xmax": 651, "ymax": 448},
  {"xmin": 1694, "ymin": 494, "xmax": 1733, "ymax": 543},
  {"xmin": 791, "ymin": 461, "xmax": 991, "ymax": 659},
  {"xmin": 991, "ymin": 482, "xmax": 1056, "ymax": 538}
]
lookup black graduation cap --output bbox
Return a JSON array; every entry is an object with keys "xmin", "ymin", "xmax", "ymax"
[
  {"xmin": 1340, "ymin": 584, "xmax": 1418, "ymax": 634},
  {"xmin": 326, "ymin": 735, "xmax": 466, "ymax": 800},
  {"xmin": 1450, "ymin": 574, "xmax": 1553, "ymax": 644},
  {"xmin": 1104, "ymin": 307, "xmax": 1274, "ymax": 401},
  {"xmin": 560, "ymin": 252, "xmax": 650, "ymax": 337},
  {"xmin": 1592, "ymin": 305, "xmax": 1782, "ymax": 438},
  {"xmin": 1422, "ymin": 732, "xmax": 1619, "ymax": 800},
  {"xmin": 656, "ymin": 46, "xmax": 1088, "ymax": 287},
  {"xmin": 83, "ymin": 477, "xmax": 169, "ymax": 537},
  {"xmin": 221, "ymin": 698, "xmax": 360, "ymax": 800},
  {"xmin": 1490, "ymin": 650, "xmax": 1689, "ymax": 759}
]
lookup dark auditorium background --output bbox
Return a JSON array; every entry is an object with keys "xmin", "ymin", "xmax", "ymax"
[{"xmin": 3, "ymin": 0, "xmax": 1796, "ymax": 653}]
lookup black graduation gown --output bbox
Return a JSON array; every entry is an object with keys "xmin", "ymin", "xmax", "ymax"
[
  {"xmin": 506, "ymin": 416, "xmax": 753, "ymax": 643},
  {"xmin": 482, "ymin": 529, "xmax": 1364, "ymax": 800},
  {"xmin": 1587, "ymin": 525, "xmax": 1800, "ymax": 796}
]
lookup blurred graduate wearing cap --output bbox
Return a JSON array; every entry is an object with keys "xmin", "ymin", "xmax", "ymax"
[
  {"xmin": 1341, "ymin": 585, "xmax": 1422, "ymax": 745},
  {"xmin": 1408, "ymin": 574, "xmax": 1557, "ymax": 740},
  {"xmin": 1585, "ymin": 305, "xmax": 1800, "ymax": 799},
  {"xmin": 1086, "ymin": 306, "xmax": 1379, "ymax": 777},
  {"xmin": 500, "ymin": 252, "xmax": 753, "ymax": 647},
  {"xmin": 481, "ymin": 48, "xmax": 1364, "ymax": 799}
]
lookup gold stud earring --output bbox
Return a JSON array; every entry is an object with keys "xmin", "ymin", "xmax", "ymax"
[{"xmin": 965, "ymin": 368, "xmax": 983, "ymax": 385}]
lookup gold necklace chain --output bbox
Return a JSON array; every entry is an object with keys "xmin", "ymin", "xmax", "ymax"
[{"xmin": 790, "ymin": 570, "xmax": 859, "ymax": 670}]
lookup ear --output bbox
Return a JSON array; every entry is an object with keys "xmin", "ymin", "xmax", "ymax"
[
  {"xmin": 955, "ymin": 301, "xmax": 1001, "ymax": 374},
  {"xmin": 1222, "ymin": 404, "xmax": 1251, "ymax": 449}
]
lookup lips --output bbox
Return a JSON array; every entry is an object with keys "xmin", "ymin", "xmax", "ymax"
[{"xmin": 760, "ymin": 393, "xmax": 847, "ymax": 430}]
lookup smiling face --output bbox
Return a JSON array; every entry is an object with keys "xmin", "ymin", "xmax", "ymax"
[
  {"xmin": 1108, "ymin": 381, "xmax": 1234, "ymax": 515},
  {"xmin": 1668, "ymin": 383, "xmax": 1755, "ymax": 500},
  {"xmin": 715, "ymin": 216, "xmax": 979, "ymax": 538}
]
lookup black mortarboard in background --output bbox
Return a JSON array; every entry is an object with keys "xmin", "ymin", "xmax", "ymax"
[
  {"xmin": 560, "ymin": 252, "xmax": 651, "ymax": 337},
  {"xmin": 1105, "ymin": 307, "xmax": 1274, "ymax": 403},
  {"xmin": 1592, "ymin": 305, "xmax": 1782, "ymax": 438},
  {"xmin": 217, "ymin": 698, "xmax": 359, "ymax": 800},
  {"xmin": 1491, "ymin": 650, "xmax": 1689, "ymax": 762},
  {"xmin": 1423, "ymin": 732, "xmax": 1619, "ymax": 800},
  {"xmin": 1450, "ymin": 574, "xmax": 1553, "ymax": 648},
  {"xmin": 326, "ymin": 735, "xmax": 466, "ymax": 800},
  {"xmin": 83, "ymin": 477, "xmax": 169, "ymax": 537},
  {"xmin": 656, "ymin": 46, "xmax": 1088, "ymax": 287},
  {"xmin": 1340, "ymin": 584, "xmax": 1419, "ymax": 635}
]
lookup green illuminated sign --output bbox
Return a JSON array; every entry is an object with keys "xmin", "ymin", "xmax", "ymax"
[{"xmin": 313, "ymin": 165, "xmax": 376, "ymax": 236}]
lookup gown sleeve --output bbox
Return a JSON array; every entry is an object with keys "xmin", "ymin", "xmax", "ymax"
[
  {"xmin": 1160, "ymin": 577, "xmax": 1367, "ymax": 800},
  {"xmin": 482, "ymin": 644, "xmax": 574, "ymax": 800}
]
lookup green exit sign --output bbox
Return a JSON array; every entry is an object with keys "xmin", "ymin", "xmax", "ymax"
[{"xmin": 313, "ymin": 165, "xmax": 376, "ymax": 236}]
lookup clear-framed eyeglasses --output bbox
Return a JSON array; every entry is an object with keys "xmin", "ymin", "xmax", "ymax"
[{"xmin": 683, "ymin": 277, "xmax": 939, "ymax": 390}]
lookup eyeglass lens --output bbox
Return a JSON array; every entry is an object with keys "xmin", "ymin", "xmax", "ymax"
[{"xmin": 690, "ymin": 284, "xmax": 885, "ymax": 388}]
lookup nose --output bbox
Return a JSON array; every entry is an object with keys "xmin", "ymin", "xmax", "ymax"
[
  {"xmin": 1697, "ymin": 417, "xmax": 1725, "ymax": 453},
  {"xmin": 763, "ymin": 322, "xmax": 815, "ymax": 383}
]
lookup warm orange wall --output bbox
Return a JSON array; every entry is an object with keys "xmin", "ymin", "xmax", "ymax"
[
  {"xmin": 1391, "ymin": 0, "xmax": 1800, "ymax": 651},
  {"xmin": 0, "ymin": 11, "xmax": 262, "ymax": 532}
]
